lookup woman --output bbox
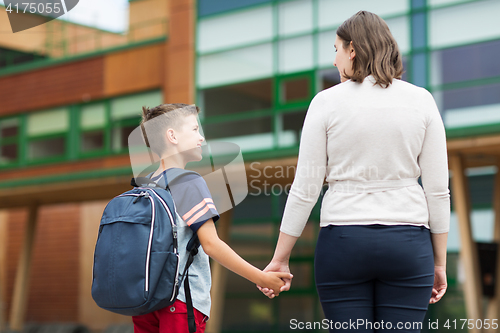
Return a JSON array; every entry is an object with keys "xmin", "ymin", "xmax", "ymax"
[{"xmin": 259, "ymin": 11, "xmax": 449, "ymax": 332}]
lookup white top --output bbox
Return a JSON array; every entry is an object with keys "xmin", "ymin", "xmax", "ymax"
[{"xmin": 280, "ymin": 76, "xmax": 450, "ymax": 236}]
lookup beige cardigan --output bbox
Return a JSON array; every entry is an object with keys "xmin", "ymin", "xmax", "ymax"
[{"xmin": 280, "ymin": 76, "xmax": 450, "ymax": 237}]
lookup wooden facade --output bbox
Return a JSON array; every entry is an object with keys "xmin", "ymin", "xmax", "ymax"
[
  {"xmin": 1, "ymin": 0, "xmax": 500, "ymax": 332},
  {"xmin": 0, "ymin": 0, "xmax": 195, "ymax": 331}
]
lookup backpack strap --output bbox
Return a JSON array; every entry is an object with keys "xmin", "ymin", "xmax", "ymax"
[
  {"xmin": 133, "ymin": 170, "xmax": 202, "ymax": 333},
  {"xmin": 177, "ymin": 233, "xmax": 200, "ymax": 333},
  {"xmin": 131, "ymin": 169, "xmax": 201, "ymax": 190},
  {"xmin": 182, "ymin": 237, "xmax": 199, "ymax": 333}
]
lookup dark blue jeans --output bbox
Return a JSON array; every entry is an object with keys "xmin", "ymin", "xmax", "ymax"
[{"xmin": 315, "ymin": 224, "xmax": 434, "ymax": 333}]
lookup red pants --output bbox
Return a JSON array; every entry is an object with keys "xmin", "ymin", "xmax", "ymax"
[{"xmin": 132, "ymin": 300, "xmax": 208, "ymax": 333}]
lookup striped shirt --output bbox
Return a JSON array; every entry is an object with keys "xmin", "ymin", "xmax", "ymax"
[
  {"xmin": 150, "ymin": 168, "xmax": 219, "ymax": 316},
  {"xmin": 151, "ymin": 168, "xmax": 220, "ymax": 231}
]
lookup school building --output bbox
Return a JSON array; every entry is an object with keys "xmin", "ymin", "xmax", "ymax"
[{"xmin": 1, "ymin": 0, "xmax": 500, "ymax": 332}]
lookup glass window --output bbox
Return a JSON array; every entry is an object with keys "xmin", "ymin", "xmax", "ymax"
[
  {"xmin": 197, "ymin": 5, "xmax": 273, "ymax": 53},
  {"xmin": 278, "ymin": 0, "xmax": 313, "ymax": 37},
  {"xmin": 411, "ymin": 52, "xmax": 427, "ymax": 87},
  {"xmin": 28, "ymin": 137, "xmax": 65, "ymax": 160},
  {"xmin": 0, "ymin": 118, "xmax": 19, "ymax": 165},
  {"xmin": 111, "ymin": 91, "xmax": 162, "ymax": 120},
  {"xmin": 111, "ymin": 91, "xmax": 162, "ymax": 152},
  {"xmin": 280, "ymin": 77, "xmax": 310, "ymax": 104},
  {"xmin": 444, "ymin": 103, "xmax": 500, "ymax": 129},
  {"xmin": 412, "ymin": 0, "xmax": 426, "ymax": 9},
  {"xmin": 429, "ymin": 0, "xmax": 478, "ymax": 8},
  {"xmin": 204, "ymin": 116, "xmax": 272, "ymax": 140},
  {"xmin": 198, "ymin": 43, "xmax": 273, "ymax": 88},
  {"xmin": 429, "ymin": 0, "xmax": 500, "ymax": 49},
  {"xmin": 112, "ymin": 120, "xmax": 138, "ymax": 153},
  {"xmin": 0, "ymin": 118, "xmax": 19, "ymax": 138},
  {"xmin": 279, "ymin": 35, "xmax": 314, "ymax": 74},
  {"xmin": 440, "ymin": 82, "xmax": 500, "ymax": 111},
  {"xmin": 0, "ymin": 47, "xmax": 45, "ymax": 70},
  {"xmin": 318, "ymin": 60, "xmax": 408, "ymax": 89},
  {"xmin": 27, "ymin": 108, "xmax": 68, "ymax": 137},
  {"xmin": 203, "ymin": 116, "xmax": 273, "ymax": 152},
  {"xmin": 1, "ymin": 144, "xmax": 18, "ymax": 163},
  {"xmin": 411, "ymin": 12, "xmax": 426, "ymax": 49},
  {"xmin": 198, "ymin": 0, "xmax": 271, "ymax": 17},
  {"xmin": 278, "ymin": 110, "xmax": 306, "ymax": 147},
  {"xmin": 318, "ymin": 29, "xmax": 336, "ymax": 68},
  {"xmin": 318, "ymin": 0, "xmax": 409, "ymax": 29},
  {"xmin": 431, "ymin": 39, "xmax": 500, "ymax": 86},
  {"xmin": 81, "ymin": 131, "xmax": 105, "ymax": 152},
  {"xmin": 386, "ymin": 16, "xmax": 410, "ymax": 55},
  {"xmin": 438, "ymin": 81, "xmax": 500, "ymax": 129},
  {"xmin": 233, "ymin": 192, "xmax": 274, "ymax": 220},
  {"xmin": 201, "ymin": 78, "xmax": 272, "ymax": 117},
  {"xmin": 81, "ymin": 103, "xmax": 106, "ymax": 130},
  {"xmin": 27, "ymin": 108, "xmax": 68, "ymax": 161},
  {"xmin": 319, "ymin": 68, "xmax": 341, "ymax": 90},
  {"xmin": 80, "ymin": 103, "xmax": 107, "ymax": 153}
]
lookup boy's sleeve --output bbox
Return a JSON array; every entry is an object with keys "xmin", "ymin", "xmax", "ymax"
[{"xmin": 168, "ymin": 173, "xmax": 220, "ymax": 232}]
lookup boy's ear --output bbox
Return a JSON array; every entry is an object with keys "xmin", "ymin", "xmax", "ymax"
[{"xmin": 166, "ymin": 128, "xmax": 177, "ymax": 144}]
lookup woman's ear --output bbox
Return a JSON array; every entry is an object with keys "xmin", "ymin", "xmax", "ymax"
[
  {"xmin": 350, "ymin": 41, "xmax": 356, "ymax": 59},
  {"xmin": 166, "ymin": 128, "xmax": 177, "ymax": 144}
]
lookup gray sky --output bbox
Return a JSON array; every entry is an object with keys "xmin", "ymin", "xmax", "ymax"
[{"xmin": 1, "ymin": 0, "xmax": 129, "ymax": 32}]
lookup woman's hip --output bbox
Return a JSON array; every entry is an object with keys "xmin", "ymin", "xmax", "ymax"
[{"xmin": 314, "ymin": 224, "xmax": 434, "ymax": 285}]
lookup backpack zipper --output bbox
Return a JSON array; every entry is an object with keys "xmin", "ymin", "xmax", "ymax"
[
  {"xmin": 144, "ymin": 194, "xmax": 155, "ymax": 292},
  {"xmin": 115, "ymin": 192, "xmax": 155, "ymax": 292},
  {"xmin": 139, "ymin": 187, "xmax": 181, "ymax": 302},
  {"xmin": 116, "ymin": 189, "xmax": 180, "ymax": 298}
]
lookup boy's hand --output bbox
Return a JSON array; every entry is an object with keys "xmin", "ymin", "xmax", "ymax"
[
  {"xmin": 258, "ymin": 271, "xmax": 292, "ymax": 298},
  {"xmin": 257, "ymin": 260, "xmax": 292, "ymax": 298}
]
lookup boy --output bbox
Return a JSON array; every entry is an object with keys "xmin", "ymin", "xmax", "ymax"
[{"xmin": 133, "ymin": 103, "xmax": 291, "ymax": 333}]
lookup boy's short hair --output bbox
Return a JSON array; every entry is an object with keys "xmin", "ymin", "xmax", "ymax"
[{"xmin": 140, "ymin": 103, "xmax": 200, "ymax": 158}]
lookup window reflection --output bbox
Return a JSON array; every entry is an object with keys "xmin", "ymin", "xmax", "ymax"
[
  {"xmin": 442, "ymin": 82, "xmax": 500, "ymax": 111},
  {"xmin": 282, "ymin": 77, "xmax": 309, "ymax": 103},
  {"xmin": 201, "ymin": 78, "xmax": 273, "ymax": 117},
  {"xmin": 279, "ymin": 110, "xmax": 306, "ymax": 147},
  {"xmin": 432, "ymin": 39, "xmax": 500, "ymax": 85},
  {"xmin": 319, "ymin": 68, "xmax": 341, "ymax": 90},
  {"xmin": 29, "ymin": 138, "xmax": 65, "ymax": 160},
  {"xmin": 204, "ymin": 116, "xmax": 272, "ymax": 140}
]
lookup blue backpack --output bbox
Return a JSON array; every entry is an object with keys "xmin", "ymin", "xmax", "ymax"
[{"xmin": 91, "ymin": 170, "xmax": 200, "ymax": 332}]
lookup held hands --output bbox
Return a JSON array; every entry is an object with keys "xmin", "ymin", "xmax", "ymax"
[
  {"xmin": 257, "ymin": 260, "xmax": 293, "ymax": 299},
  {"xmin": 258, "ymin": 271, "xmax": 293, "ymax": 298},
  {"xmin": 429, "ymin": 265, "xmax": 447, "ymax": 304}
]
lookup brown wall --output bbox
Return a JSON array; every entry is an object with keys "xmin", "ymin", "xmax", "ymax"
[
  {"xmin": 78, "ymin": 202, "xmax": 132, "ymax": 330},
  {"xmin": 5, "ymin": 205, "xmax": 80, "ymax": 322},
  {"xmin": 0, "ymin": 57, "xmax": 105, "ymax": 115},
  {"xmin": 0, "ymin": 0, "xmax": 196, "ymax": 329},
  {"xmin": 0, "ymin": 43, "xmax": 165, "ymax": 117},
  {"xmin": 129, "ymin": 0, "xmax": 169, "ymax": 42},
  {"xmin": 104, "ymin": 44, "xmax": 164, "ymax": 97},
  {"xmin": 164, "ymin": 0, "xmax": 195, "ymax": 103}
]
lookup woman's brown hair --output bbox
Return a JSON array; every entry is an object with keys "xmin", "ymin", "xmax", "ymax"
[{"xmin": 336, "ymin": 11, "xmax": 404, "ymax": 88}]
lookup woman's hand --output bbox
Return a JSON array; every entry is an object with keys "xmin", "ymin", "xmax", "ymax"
[
  {"xmin": 257, "ymin": 260, "xmax": 293, "ymax": 298},
  {"xmin": 258, "ymin": 271, "xmax": 292, "ymax": 297},
  {"xmin": 429, "ymin": 265, "xmax": 447, "ymax": 304}
]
